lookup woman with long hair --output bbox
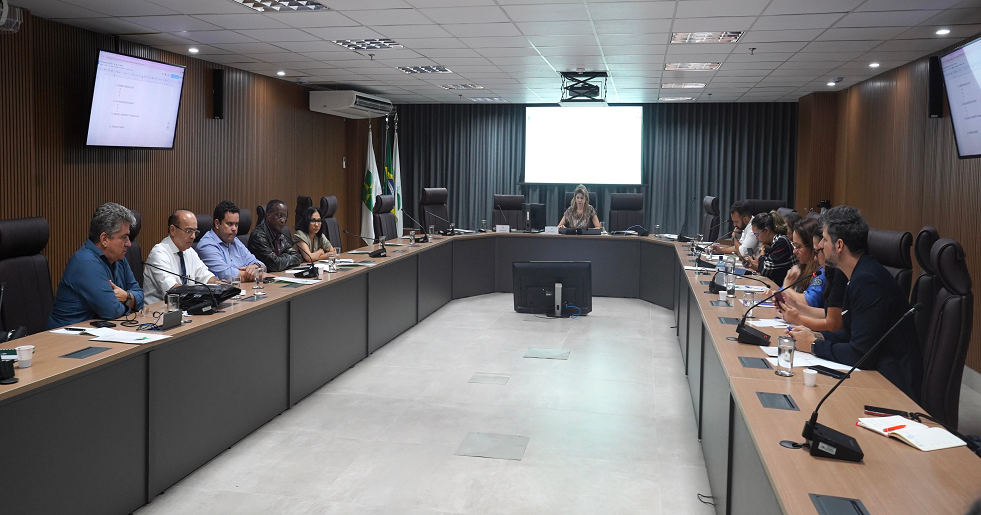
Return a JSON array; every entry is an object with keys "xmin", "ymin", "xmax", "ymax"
[
  {"xmin": 558, "ymin": 184, "xmax": 600, "ymax": 230},
  {"xmin": 779, "ymin": 218, "xmax": 823, "ymax": 307},
  {"xmin": 745, "ymin": 210, "xmax": 797, "ymax": 285},
  {"xmin": 779, "ymin": 223, "xmax": 846, "ymax": 332},
  {"xmin": 293, "ymin": 206, "xmax": 336, "ymax": 263}
]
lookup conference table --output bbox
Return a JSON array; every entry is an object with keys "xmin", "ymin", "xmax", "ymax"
[{"xmin": 1, "ymin": 232, "xmax": 979, "ymax": 515}]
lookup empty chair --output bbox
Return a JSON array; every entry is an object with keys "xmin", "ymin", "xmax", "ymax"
[
  {"xmin": 125, "ymin": 210, "xmax": 144, "ymax": 288},
  {"xmin": 561, "ymin": 191, "xmax": 598, "ymax": 221},
  {"xmin": 493, "ymin": 194, "xmax": 523, "ymax": 231},
  {"xmin": 295, "ymin": 195, "xmax": 313, "ymax": 224},
  {"xmin": 255, "ymin": 205, "xmax": 266, "ymax": 225},
  {"xmin": 608, "ymin": 193, "xmax": 645, "ymax": 233},
  {"xmin": 0, "ymin": 217, "xmax": 53, "ymax": 336},
  {"xmin": 743, "ymin": 199, "xmax": 787, "ymax": 217},
  {"xmin": 911, "ymin": 226, "xmax": 941, "ymax": 349},
  {"xmin": 319, "ymin": 196, "xmax": 342, "ymax": 252},
  {"xmin": 867, "ymin": 227, "xmax": 914, "ymax": 298},
  {"xmin": 236, "ymin": 208, "xmax": 252, "ymax": 247},
  {"xmin": 920, "ymin": 238, "xmax": 974, "ymax": 428},
  {"xmin": 194, "ymin": 213, "xmax": 212, "ymax": 245},
  {"xmin": 372, "ymin": 194, "xmax": 398, "ymax": 242},
  {"xmin": 698, "ymin": 195, "xmax": 720, "ymax": 241},
  {"xmin": 420, "ymin": 188, "xmax": 451, "ymax": 233}
]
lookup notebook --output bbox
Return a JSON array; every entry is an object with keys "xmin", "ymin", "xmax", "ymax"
[{"xmin": 856, "ymin": 415, "xmax": 966, "ymax": 452}]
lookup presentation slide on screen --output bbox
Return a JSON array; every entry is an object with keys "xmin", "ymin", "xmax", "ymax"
[
  {"xmin": 524, "ymin": 106, "xmax": 643, "ymax": 184},
  {"xmin": 941, "ymin": 40, "xmax": 981, "ymax": 157},
  {"xmin": 86, "ymin": 51, "xmax": 185, "ymax": 148}
]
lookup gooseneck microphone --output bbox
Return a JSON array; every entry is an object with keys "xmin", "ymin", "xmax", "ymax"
[
  {"xmin": 675, "ymin": 197, "xmax": 698, "ymax": 243},
  {"xmin": 426, "ymin": 211, "xmax": 456, "ymax": 234},
  {"xmin": 734, "ymin": 272, "xmax": 816, "ymax": 345},
  {"xmin": 401, "ymin": 212, "xmax": 429, "ymax": 242},
  {"xmin": 342, "ymin": 230, "xmax": 387, "ymax": 257},
  {"xmin": 280, "ymin": 236, "xmax": 320, "ymax": 279},
  {"xmin": 495, "ymin": 204, "xmax": 510, "ymax": 232},
  {"xmin": 801, "ymin": 304, "xmax": 922, "ymax": 462},
  {"xmin": 142, "ymin": 261, "xmax": 221, "ymax": 315}
]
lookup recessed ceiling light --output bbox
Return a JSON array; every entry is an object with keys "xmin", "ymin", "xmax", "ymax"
[
  {"xmin": 277, "ymin": 71, "xmax": 286, "ymax": 76},
  {"xmin": 662, "ymin": 83, "xmax": 705, "ymax": 89},
  {"xmin": 827, "ymin": 82, "xmax": 836, "ymax": 87},
  {"xmin": 664, "ymin": 63, "xmax": 721, "ymax": 71},
  {"xmin": 869, "ymin": 62, "xmax": 880, "ymax": 68},
  {"xmin": 671, "ymin": 31, "xmax": 743, "ymax": 44},
  {"xmin": 188, "ymin": 47, "xmax": 199, "ymax": 54},
  {"xmin": 438, "ymin": 84, "xmax": 484, "ymax": 90},
  {"xmin": 332, "ymin": 38, "xmax": 403, "ymax": 51},
  {"xmin": 936, "ymin": 28, "xmax": 951, "ymax": 35},
  {"xmin": 468, "ymin": 97, "xmax": 507, "ymax": 102},
  {"xmin": 659, "ymin": 97, "xmax": 695, "ymax": 101},
  {"xmin": 230, "ymin": 0, "xmax": 326, "ymax": 12},
  {"xmin": 398, "ymin": 65, "xmax": 452, "ymax": 74}
]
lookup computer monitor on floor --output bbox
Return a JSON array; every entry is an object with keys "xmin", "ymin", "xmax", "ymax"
[{"xmin": 512, "ymin": 261, "xmax": 592, "ymax": 317}]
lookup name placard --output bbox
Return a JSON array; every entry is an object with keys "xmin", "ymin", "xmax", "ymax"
[{"xmin": 495, "ymin": 225, "xmax": 510, "ymax": 233}]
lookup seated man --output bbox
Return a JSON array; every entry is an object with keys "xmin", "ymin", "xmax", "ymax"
[
  {"xmin": 143, "ymin": 210, "xmax": 218, "ymax": 304},
  {"xmin": 789, "ymin": 206, "xmax": 922, "ymax": 401},
  {"xmin": 197, "ymin": 200, "xmax": 262, "ymax": 283},
  {"xmin": 48, "ymin": 202, "xmax": 144, "ymax": 328},
  {"xmin": 712, "ymin": 201, "xmax": 760, "ymax": 259},
  {"xmin": 248, "ymin": 199, "xmax": 302, "ymax": 272}
]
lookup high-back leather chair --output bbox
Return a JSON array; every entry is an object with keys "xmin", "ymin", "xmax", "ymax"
[
  {"xmin": 319, "ymin": 196, "xmax": 342, "ymax": 252},
  {"xmin": 867, "ymin": 227, "xmax": 913, "ymax": 298},
  {"xmin": 561, "ymin": 191, "xmax": 598, "ymax": 221},
  {"xmin": 420, "ymin": 188, "xmax": 451, "ymax": 233},
  {"xmin": 372, "ymin": 194, "xmax": 397, "ymax": 242},
  {"xmin": 911, "ymin": 226, "xmax": 941, "ymax": 349},
  {"xmin": 0, "ymin": 218, "xmax": 53, "ymax": 336},
  {"xmin": 698, "ymin": 196, "xmax": 720, "ymax": 241},
  {"xmin": 255, "ymin": 205, "xmax": 266, "ymax": 226},
  {"xmin": 295, "ymin": 196, "xmax": 313, "ymax": 224},
  {"xmin": 493, "ymin": 194, "xmax": 523, "ymax": 231},
  {"xmin": 237, "ymin": 208, "xmax": 252, "ymax": 247},
  {"xmin": 744, "ymin": 199, "xmax": 787, "ymax": 217},
  {"xmin": 920, "ymin": 238, "xmax": 973, "ymax": 428},
  {"xmin": 608, "ymin": 193, "xmax": 645, "ymax": 232},
  {"xmin": 125, "ymin": 210, "xmax": 144, "ymax": 288},
  {"xmin": 193, "ymin": 213, "xmax": 212, "ymax": 244}
]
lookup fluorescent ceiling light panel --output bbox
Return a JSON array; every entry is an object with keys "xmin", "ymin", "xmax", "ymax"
[
  {"xmin": 438, "ymin": 84, "xmax": 484, "ymax": 90},
  {"xmin": 332, "ymin": 39, "xmax": 403, "ymax": 51},
  {"xmin": 661, "ymin": 82, "xmax": 705, "ymax": 88},
  {"xmin": 664, "ymin": 63, "xmax": 721, "ymax": 71},
  {"xmin": 398, "ymin": 65, "xmax": 453, "ymax": 74},
  {"xmin": 231, "ymin": 0, "xmax": 327, "ymax": 12},
  {"xmin": 671, "ymin": 32, "xmax": 743, "ymax": 44},
  {"xmin": 659, "ymin": 97, "xmax": 695, "ymax": 101},
  {"xmin": 469, "ymin": 97, "xmax": 507, "ymax": 102}
]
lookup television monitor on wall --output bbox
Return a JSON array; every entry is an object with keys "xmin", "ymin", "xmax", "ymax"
[
  {"xmin": 85, "ymin": 50, "xmax": 186, "ymax": 149},
  {"xmin": 940, "ymin": 35, "xmax": 981, "ymax": 159}
]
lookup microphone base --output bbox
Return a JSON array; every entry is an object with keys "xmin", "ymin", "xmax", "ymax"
[
  {"xmin": 736, "ymin": 323, "xmax": 771, "ymax": 345},
  {"xmin": 294, "ymin": 266, "xmax": 320, "ymax": 279},
  {"xmin": 368, "ymin": 248, "xmax": 387, "ymax": 258},
  {"xmin": 187, "ymin": 301, "xmax": 216, "ymax": 316},
  {"xmin": 803, "ymin": 421, "xmax": 864, "ymax": 462},
  {"xmin": 677, "ymin": 235, "xmax": 691, "ymax": 243}
]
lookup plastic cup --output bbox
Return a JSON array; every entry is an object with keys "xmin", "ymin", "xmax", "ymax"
[
  {"xmin": 775, "ymin": 336, "xmax": 795, "ymax": 377},
  {"xmin": 166, "ymin": 293, "xmax": 180, "ymax": 313},
  {"xmin": 16, "ymin": 345, "xmax": 34, "ymax": 368},
  {"xmin": 718, "ymin": 291, "xmax": 727, "ymax": 302},
  {"xmin": 803, "ymin": 368, "xmax": 818, "ymax": 387}
]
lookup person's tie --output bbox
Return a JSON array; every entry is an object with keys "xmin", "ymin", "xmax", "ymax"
[{"xmin": 177, "ymin": 251, "xmax": 188, "ymax": 284}]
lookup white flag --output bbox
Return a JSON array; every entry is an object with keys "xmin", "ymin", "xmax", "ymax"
[
  {"xmin": 360, "ymin": 128, "xmax": 381, "ymax": 246},
  {"xmin": 393, "ymin": 128, "xmax": 403, "ymax": 235}
]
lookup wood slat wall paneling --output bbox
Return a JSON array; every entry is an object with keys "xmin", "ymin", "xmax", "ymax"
[
  {"xmin": 0, "ymin": 15, "xmax": 365, "ymax": 290},
  {"xmin": 800, "ymin": 40, "xmax": 981, "ymax": 371},
  {"xmin": 795, "ymin": 93, "xmax": 839, "ymax": 213}
]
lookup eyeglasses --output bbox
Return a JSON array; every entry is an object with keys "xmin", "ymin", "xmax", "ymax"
[
  {"xmin": 310, "ymin": 219, "xmax": 323, "ymax": 224},
  {"xmin": 172, "ymin": 225, "xmax": 200, "ymax": 237},
  {"xmin": 792, "ymin": 243, "xmax": 809, "ymax": 251},
  {"xmin": 273, "ymin": 213, "xmax": 288, "ymax": 222}
]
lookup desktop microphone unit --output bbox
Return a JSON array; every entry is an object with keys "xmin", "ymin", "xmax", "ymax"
[
  {"xmin": 675, "ymin": 197, "xmax": 697, "ymax": 243},
  {"xmin": 800, "ymin": 304, "xmax": 922, "ymax": 462},
  {"xmin": 706, "ymin": 270, "xmax": 771, "ymax": 294},
  {"xmin": 142, "ymin": 261, "xmax": 232, "ymax": 315},
  {"xmin": 342, "ymin": 230, "xmax": 387, "ymax": 257},
  {"xmin": 495, "ymin": 204, "xmax": 510, "ymax": 233},
  {"xmin": 280, "ymin": 236, "xmax": 320, "ymax": 279},
  {"xmin": 401, "ymin": 212, "xmax": 429, "ymax": 243},
  {"xmin": 734, "ymin": 272, "xmax": 815, "ymax": 345},
  {"xmin": 427, "ymin": 211, "xmax": 457, "ymax": 235}
]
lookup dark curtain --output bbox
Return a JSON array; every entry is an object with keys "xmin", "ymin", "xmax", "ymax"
[{"xmin": 397, "ymin": 102, "xmax": 797, "ymax": 234}]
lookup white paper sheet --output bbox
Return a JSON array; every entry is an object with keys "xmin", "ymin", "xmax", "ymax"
[
  {"xmin": 749, "ymin": 319, "xmax": 789, "ymax": 329},
  {"xmin": 88, "ymin": 330, "xmax": 171, "ymax": 345},
  {"xmin": 760, "ymin": 346, "xmax": 854, "ymax": 371},
  {"xmin": 273, "ymin": 277, "xmax": 320, "ymax": 285}
]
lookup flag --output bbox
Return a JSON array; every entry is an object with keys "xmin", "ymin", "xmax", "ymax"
[
  {"xmin": 383, "ymin": 120, "xmax": 395, "ymax": 196},
  {"xmin": 392, "ymin": 125, "xmax": 403, "ymax": 234},
  {"xmin": 361, "ymin": 128, "xmax": 381, "ymax": 246}
]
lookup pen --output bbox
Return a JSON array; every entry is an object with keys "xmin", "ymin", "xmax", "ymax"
[{"xmin": 883, "ymin": 425, "xmax": 906, "ymax": 432}]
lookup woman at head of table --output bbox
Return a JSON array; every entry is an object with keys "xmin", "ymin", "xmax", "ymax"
[{"xmin": 557, "ymin": 184, "xmax": 601, "ymax": 230}]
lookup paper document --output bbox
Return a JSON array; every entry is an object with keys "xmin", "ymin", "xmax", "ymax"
[
  {"xmin": 733, "ymin": 285, "xmax": 767, "ymax": 292},
  {"xmin": 857, "ymin": 415, "xmax": 965, "ymax": 451},
  {"xmin": 684, "ymin": 266, "xmax": 715, "ymax": 272},
  {"xmin": 749, "ymin": 319, "xmax": 789, "ymax": 329},
  {"xmin": 760, "ymin": 346, "xmax": 853, "ymax": 371},
  {"xmin": 347, "ymin": 250, "xmax": 373, "ymax": 254},
  {"xmin": 50, "ymin": 327, "xmax": 91, "ymax": 335},
  {"xmin": 321, "ymin": 258, "xmax": 355, "ymax": 264},
  {"xmin": 88, "ymin": 330, "xmax": 171, "ymax": 345},
  {"xmin": 273, "ymin": 277, "xmax": 320, "ymax": 285},
  {"xmin": 338, "ymin": 262, "xmax": 376, "ymax": 267}
]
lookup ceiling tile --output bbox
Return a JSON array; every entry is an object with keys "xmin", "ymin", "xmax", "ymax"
[
  {"xmin": 15, "ymin": 0, "xmax": 106, "ymax": 19},
  {"xmin": 737, "ymin": 29, "xmax": 824, "ymax": 42},
  {"xmin": 517, "ymin": 21, "xmax": 595, "ymax": 36},
  {"xmin": 63, "ymin": 0, "xmax": 177, "ymax": 16},
  {"xmin": 856, "ymin": 0, "xmax": 961, "ymax": 10},
  {"xmin": 406, "ymin": 0, "xmax": 496, "ymax": 7},
  {"xmin": 801, "ymin": 40, "xmax": 881, "ymax": 53},
  {"xmin": 605, "ymin": 54, "xmax": 664, "ymax": 64},
  {"xmin": 251, "ymin": 52, "xmax": 319, "ymax": 63},
  {"xmin": 719, "ymin": 61, "xmax": 780, "ymax": 70},
  {"xmin": 397, "ymin": 37, "xmax": 469, "ymax": 48},
  {"xmin": 120, "ymin": 14, "xmax": 219, "ymax": 31},
  {"xmin": 343, "ymin": 9, "xmax": 432, "ymax": 25},
  {"xmin": 322, "ymin": 0, "xmax": 413, "ymax": 9},
  {"xmin": 670, "ymin": 17, "xmax": 756, "ymax": 32},
  {"xmin": 753, "ymin": 13, "xmax": 843, "ymax": 30},
  {"xmin": 675, "ymin": 0, "xmax": 769, "ymax": 18},
  {"xmin": 213, "ymin": 41, "xmax": 286, "ymax": 53},
  {"xmin": 922, "ymin": 8, "xmax": 981, "ymax": 26},
  {"xmin": 587, "ymin": 2, "xmax": 675, "ymax": 21},
  {"xmin": 121, "ymin": 33, "xmax": 197, "ymax": 45},
  {"xmin": 666, "ymin": 42, "xmax": 736, "ymax": 55},
  {"xmin": 714, "ymin": 69, "xmax": 770, "ymax": 76},
  {"xmin": 538, "ymin": 46, "xmax": 602, "ymax": 56},
  {"xmin": 156, "ymin": 43, "xmax": 229, "ymax": 54},
  {"xmin": 419, "ymin": 6, "xmax": 509, "ymax": 23},
  {"xmin": 526, "ymin": 35, "xmax": 597, "ymax": 46},
  {"xmin": 503, "ymin": 4, "xmax": 588, "ymax": 22},
  {"xmin": 789, "ymin": 51, "xmax": 863, "ymax": 61},
  {"xmin": 478, "ymin": 47, "xmax": 541, "ymax": 57},
  {"xmin": 235, "ymin": 28, "xmax": 321, "ymax": 42},
  {"xmin": 303, "ymin": 26, "xmax": 385, "ymax": 39},
  {"xmin": 416, "ymin": 48, "xmax": 483, "ymax": 58},
  {"xmin": 262, "ymin": 12, "xmax": 360, "ymax": 28},
  {"xmin": 594, "ymin": 19, "xmax": 672, "ymax": 34},
  {"xmin": 733, "ymin": 41, "xmax": 807, "ymax": 53},
  {"xmin": 897, "ymin": 24, "xmax": 981, "ymax": 39},
  {"xmin": 274, "ymin": 41, "xmax": 348, "ymax": 52},
  {"xmin": 443, "ymin": 23, "xmax": 521, "ymax": 37},
  {"xmin": 200, "ymin": 54, "xmax": 260, "ymax": 64},
  {"xmin": 815, "ymin": 27, "xmax": 907, "ymax": 40},
  {"xmin": 763, "ymin": 0, "xmax": 862, "ymax": 15},
  {"xmin": 143, "ymin": 0, "xmax": 252, "ymax": 15},
  {"xmin": 302, "ymin": 51, "xmax": 373, "ymax": 60},
  {"xmin": 51, "ymin": 17, "xmax": 156, "ymax": 35},
  {"xmin": 603, "ymin": 45, "xmax": 666, "ymax": 55},
  {"xmin": 180, "ymin": 30, "xmax": 257, "ymax": 44},
  {"xmin": 598, "ymin": 33, "xmax": 669, "ymax": 45},
  {"xmin": 489, "ymin": 55, "xmax": 546, "ymax": 65},
  {"xmin": 192, "ymin": 14, "xmax": 290, "ymax": 30},
  {"xmin": 834, "ymin": 10, "xmax": 940, "ymax": 28},
  {"xmin": 724, "ymin": 52, "xmax": 794, "ymax": 62},
  {"xmin": 373, "ymin": 24, "xmax": 454, "ymax": 38},
  {"xmin": 461, "ymin": 36, "xmax": 530, "ymax": 48}
]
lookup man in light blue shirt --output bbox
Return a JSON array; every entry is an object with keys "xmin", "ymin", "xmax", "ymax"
[
  {"xmin": 48, "ymin": 202, "xmax": 145, "ymax": 328},
  {"xmin": 197, "ymin": 200, "xmax": 262, "ymax": 283}
]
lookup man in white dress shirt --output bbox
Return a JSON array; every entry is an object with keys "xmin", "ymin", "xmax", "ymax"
[{"xmin": 143, "ymin": 210, "xmax": 218, "ymax": 304}]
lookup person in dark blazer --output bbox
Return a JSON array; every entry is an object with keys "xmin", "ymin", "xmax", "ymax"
[{"xmin": 789, "ymin": 205, "xmax": 922, "ymax": 401}]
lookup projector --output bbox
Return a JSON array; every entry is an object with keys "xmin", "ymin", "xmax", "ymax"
[{"xmin": 560, "ymin": 71, "xmax": 607, "ymax": 105}]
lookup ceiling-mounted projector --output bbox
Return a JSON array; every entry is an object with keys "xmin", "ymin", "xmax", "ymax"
[{"xmin": 559, "ymin": 71, "xmax": 608, "ymax": 107}]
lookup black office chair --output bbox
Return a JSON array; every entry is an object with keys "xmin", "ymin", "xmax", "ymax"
[
  {"xmin": 743, "ymin": 199, "xmax": 787, "ymax": 217},
  {"xmin": 608, "ymin": 193, "xmax": 645, "ymax": 232},
  {"xmin": 255, "ymin": 205, "xmax": 266, "ymax": 226},
  {"xmin": 0, "ymin": 217, "xmax": 53, "ymax": 336},
  {"xmin": 193, "ymin": 213, "xmax": 212, "ymax": 244},
  {"xmin": 236, "ymin": 208, "xmax": 253, "ymax": 247},
  {"xmin": 372, "ymin": 194, "xmax": 398, "ymax": 242},
  {"xmin": 420, "ymin": 188, "xmax": 451, "ymax": 233},
  {"xmin": 911, "ymin": 226, "xmax": 941, "ymax": 349},
  {"xmin": 867, "ymin": 227, "xmax": 913, "ymax": 299},
  {"xmin": 125, "ymin": 210, "xmax": 144, "ymax": 289},
  {"xmin": 698, "ymin": 196, "xmax": 720, "ymax": 241},
  {"xmin": 561, "ymin": 191, "xmax": 598, "ymax": 221},
  {"xmin": 493, "ymin": 194, "xmax": 523, "ymax": 231},
  {"xmin": 319, "ymin": 196, "xmax": 342, "ymax": 252},
  {"xmin": 920, "ymin": 238, "xmax": 973, "ymax": 428}
]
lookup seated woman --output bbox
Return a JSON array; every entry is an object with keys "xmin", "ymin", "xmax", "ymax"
[
  {"xmin": 293, "ymin": 206, "xmax": 336, "ymax": 263},
  {"xmin": 778, "ymin": 217, "xmax": 824, "ymax": 309},
  {"xmin": 558, "ymin": 184, "xmax": 600, "ymax": 230},
  {"xmin": 779, "ymin": 224, "xmax": 845, "ymax": 332},
  {"xmin": 745, "ymin": 210, "xmax": 796, "ymax": 285}
]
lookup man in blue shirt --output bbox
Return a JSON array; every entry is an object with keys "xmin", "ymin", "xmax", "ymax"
[
  {"xmin": 197, "ymin": 200, "xmax": 262, "ymax": 283},
  {"xmin": 48, "ymin": 202, "xmax": 145, "ymax": 328}
]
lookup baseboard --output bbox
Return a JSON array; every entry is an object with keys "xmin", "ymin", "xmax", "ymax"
[{"xmin": 964, "ymin": 365, "xmax": 981, "ymax": 395}]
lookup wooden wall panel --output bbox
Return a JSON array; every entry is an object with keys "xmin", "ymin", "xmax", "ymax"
[
  {"xmin": 802, "ymin": 43, "xmax": 981, "ymax": 371},
  {"xmin": 795, "ymin": 93, "xmax": 838, "ymax": 213},
  {"xmin": 0, "ymin": 13, "xmax": 367, "ymax": 290}
]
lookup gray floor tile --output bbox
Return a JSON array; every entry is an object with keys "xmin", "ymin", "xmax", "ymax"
[
  {"xmin": 377, "ymin": 402, "xmax": 532, "ymax": 446},
  {"xmin": 136, "ymin": 487, "xmax": 318, "ymax": 515},
  {"xmin": 261, "ymin": 392, "xmax": 412, "ymax": 441},
  {"xmin": 323, "ymin": 363, "xmax": 445, "ymax": 400},
  {"xmin": 523, "ymin": 347, "xmax": 571, "ymax": 359},
  {"xmin": 468, "ymin": 372, "xmax": 510, "ymax": 384},
  {"xmin": 455, "ymin": 432, "xmax": 530, "ymax": 460}
]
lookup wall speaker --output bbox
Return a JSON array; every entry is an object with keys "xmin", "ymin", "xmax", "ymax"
[
  {"xmin": 928, "ymin": 56, "xmax": 943, "ymax": 119},
  {"xmin": 212, "ymin": 69, "xmax": 224, "ymax": 119}
]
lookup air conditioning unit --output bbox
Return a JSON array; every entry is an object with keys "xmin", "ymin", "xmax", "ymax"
[
  {"xmin": 309, "ymin": 90, "xmax": 392, "ymax": 119},
  {"xmin": 0, "ymin": 0, "xmax": 24, "ymax": 33}
]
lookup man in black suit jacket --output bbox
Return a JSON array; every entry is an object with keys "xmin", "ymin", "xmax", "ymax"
[{"xmin": 789, "ymin": 206, "xmax": 922, "ymax": 401}]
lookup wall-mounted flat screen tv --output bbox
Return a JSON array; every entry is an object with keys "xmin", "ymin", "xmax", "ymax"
[
  {"xmin": 940, "ymin": 35, "xmax": 981, "ymax": 159},
  {"xmin": 85, "ymin": 50, "xmax": 186, "ymax": 149}
]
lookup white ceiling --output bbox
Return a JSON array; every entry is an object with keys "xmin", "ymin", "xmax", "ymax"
[{"xmin": 10, "ymin": 0, "xmax": 981, "ymax": 103}]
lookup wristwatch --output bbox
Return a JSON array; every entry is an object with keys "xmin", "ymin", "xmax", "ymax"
[{"xmin": 810, "ymin": 341, "xmax": 816, "ymax": 354}]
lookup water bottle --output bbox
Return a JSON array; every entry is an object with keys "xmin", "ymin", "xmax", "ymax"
[
  {"xmin": 725, "ymin": 255, "xmax": 736, "ymax": 297},
  {"xmin": 716, "ymin": 256, "xmax": 724, "ymax": 274}
]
